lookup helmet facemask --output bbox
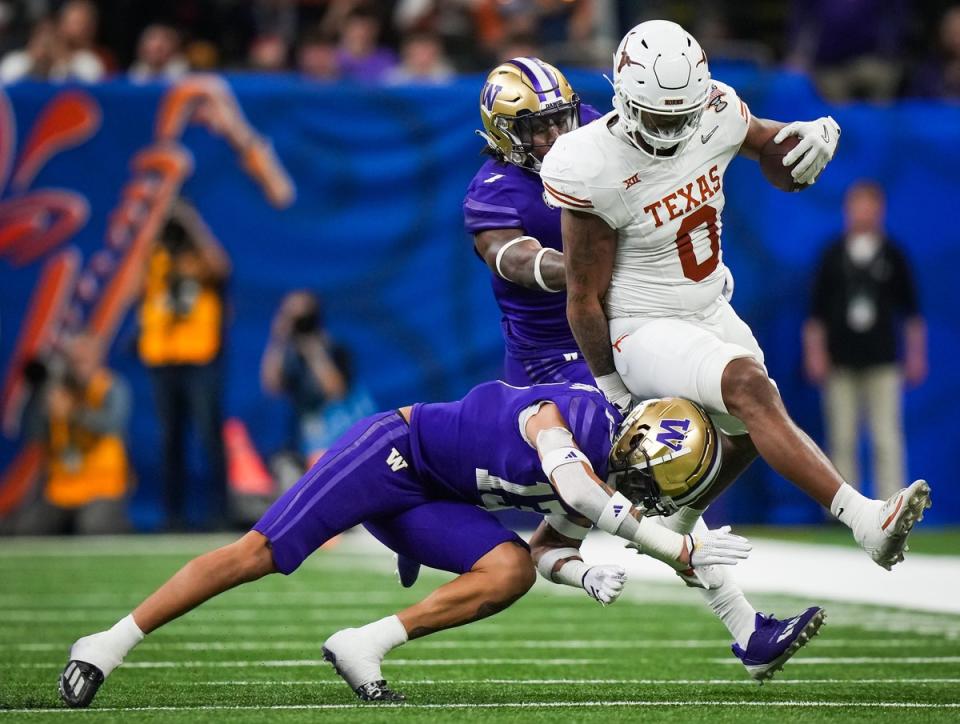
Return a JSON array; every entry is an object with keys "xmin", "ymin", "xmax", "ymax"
[
  {"xmin": 492, "ymin": 100, "xmax": 581, "ymax": 171},
  {"xmin": 606, "ymin": 398, "xmax": 722, "ymax": 517},
  {"xmin": 614, "ymin": 82, "xmax": 707, "ymax": 160}
]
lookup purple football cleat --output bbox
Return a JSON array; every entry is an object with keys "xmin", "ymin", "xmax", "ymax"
[
  {"xmin": 732, "ymin": 606, "xmax": 826, "ymax": 681},
  {"xmin": 394, "ymin": 554, "xmax": 420, "ymax": 588}
]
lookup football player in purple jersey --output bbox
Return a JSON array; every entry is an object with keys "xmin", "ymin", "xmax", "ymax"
[
  {"xmin": 465, "ymin": 57, "xmax": 601, "ymax": 387},
  {"xmin": 459, "ymin": 57, "xmax": 824, "ymax": 681},
  {"xmin": 60, "ymin": 381, "xmax": 760, "ymax": 706}
]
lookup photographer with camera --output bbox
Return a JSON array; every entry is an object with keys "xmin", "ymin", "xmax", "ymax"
[
  {"xmin": 14, "ymin": 333, "xmax": 132, "ymax": 535},
  {"xmin": 261, "ymin": 291, "xmax": 375, "ymax": 468},
  {"xmin": 138, "ymin": 198, "xmax": 231, "ymax": 531}
]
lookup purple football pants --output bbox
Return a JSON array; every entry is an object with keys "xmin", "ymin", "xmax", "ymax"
[{"xmin": 253, "ymin": 411, "xmax": 523, "ymax": 575}]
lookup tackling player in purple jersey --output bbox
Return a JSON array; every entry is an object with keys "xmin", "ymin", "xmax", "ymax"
[
  {"xmin": 57, "ymin": 380, "xmax": 754, "ymax": 706},
  {"xmin": 466, "ymin": 57, "xmax": 601, "ymax": 386}
]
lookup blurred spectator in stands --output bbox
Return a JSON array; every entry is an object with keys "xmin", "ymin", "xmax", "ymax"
[
  {"xmin": 385, "ymin": 30, "xmax": 453, "ymax": 84},
  {"xmin": 908, "ymin": 5, "xmax": 960, "ymax": 99},
  {"xmin": 261, "ymin": 291, "xmax": 376, "ymax": 466},
  {"xmin": 296, "ymin": 28, "xmax": 340, "ymax": 80},
  {"xmin": 0, "ymin": 0, "xmax": 21, "ymax": 58},
  {"xmin": 0, "ymin": 16, "xmax": 102, "ymax": 83},
  {"xmin": 14, "ymin": 333, "xmax": 132, "ymax": 535},
  {"xmin": 689, "ymin": 4, "xmax": 774, "ymax": 67},
  {"xmin": 786, "ymin": 0, "xmax": 906, "ymax": 101},
  {"xmin": 57, "ymin": 0, "xmax": 112, "ymax": 74},
  {"xmin": 138, "ymin": 199, "xmax": 231, "ymax": 531},
  {"xmin": 249, "ymin": 32, "xmax": 290, "ymax": 71},
  {"xmin": 394, "ymin": 0, "xmax": 489, "ymax": 71},
  {"xmin": 335, "ymin": 6, "xmax": 397, "ymax": 81},
  {"xmin": 497, "ymin": 31, "xmax": 542, "ymax": 64},
  {"xmin": 803, "ymin": 181, "xmax": 926, "ymax": 501},
  {"xmin": 128, "ymin": 24, "xmax": 188, "ymax": 83},
  {"xmin": 184, "ymin": 38, "xmax": 220, "ymax": 71}
]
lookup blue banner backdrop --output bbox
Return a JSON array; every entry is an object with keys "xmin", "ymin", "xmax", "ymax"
[{"xmin": 1, "ymin": 68, "xmax": 958, "ymax": 527}]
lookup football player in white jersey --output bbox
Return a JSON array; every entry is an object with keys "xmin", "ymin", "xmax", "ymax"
[{"xmin": 539, "ymin": 20, "xmax": 931, "ymax": 576}]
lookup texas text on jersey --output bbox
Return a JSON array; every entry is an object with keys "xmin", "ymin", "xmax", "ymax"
[{"xmin": 540, "ymin": 80, "xmax": 750, "ymax": 318}]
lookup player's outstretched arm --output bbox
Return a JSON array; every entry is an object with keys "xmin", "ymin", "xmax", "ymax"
[
  {"xmin": 529, "ymin": 515, "xmax": 626, "ymax": 605},
  {"xmin": 562, "ymin": 209, "xmax": 631, "ymax": 413},
  {"xmin": 525, "ymin": 402, "xmax": 751, "ymax": 576},
  {"xmin": 475, "ymin": 228, "xmax": 566, "ymax": 292}
]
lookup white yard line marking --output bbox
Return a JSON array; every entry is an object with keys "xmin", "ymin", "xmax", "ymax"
[
  {"xmin": 8, "ymin": 638, "xmax": 955, "ymax": 652},
  {"xmin": 3, "ymin": 700, "xmax": 960, "ymax": 714},
  {"xmin": 180, "ymin": 677, "xmax": 960, "ymax": 686},
  {"xmin": 22, "ymin": 655, "xmax": 960, "ymax": 670},
  {"xmin": 18, "ymin": 658, "xmax": 602, "ymax": 669}
]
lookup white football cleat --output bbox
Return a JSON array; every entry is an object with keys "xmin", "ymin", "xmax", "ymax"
[
  {"xmin": 856, "ymin": 480, "xmax": 932, "ymax": 570},
  {"xmin": 322, "ymin": 628, "xmax": 405, "ymax": 702}
]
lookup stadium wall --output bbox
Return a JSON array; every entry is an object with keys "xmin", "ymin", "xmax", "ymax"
[{"xmin": 0, "ymin": 67, "xmax": 957, "ymax": 527}]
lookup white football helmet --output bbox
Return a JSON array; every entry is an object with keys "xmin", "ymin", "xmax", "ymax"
[{"xmin": 612, "ymin": 20, "xmax": 711, "ymax": 159}]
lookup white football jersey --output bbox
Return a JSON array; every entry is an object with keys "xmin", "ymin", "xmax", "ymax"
[{"xmin": 540, "ymin": 80, "xmax": 751, "ymax": 318}]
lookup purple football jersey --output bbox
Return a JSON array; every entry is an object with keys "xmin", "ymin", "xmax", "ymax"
[
  {"xmin": 463, "ymin": 105, "xmax": 603, "ymax": 359},
  {"xmin": 408, "ymin": 380, "xmax": 622, "ymax": 515}
]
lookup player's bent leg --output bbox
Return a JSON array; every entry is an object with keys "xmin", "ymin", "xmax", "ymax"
[
  {"xmin": 720, "ymin": 358, "xmax": 933, "ymax": 569},
  {"xmin": 59, "ymin": 532, "xmax": 276, "ymax": 708},
  {"xmin": 323, "ymin": 541, "xmax": 535, "ymax": 702},
  {"xmin": 721, "ymin": 357, "xmax": 845, "ymax": 509}
]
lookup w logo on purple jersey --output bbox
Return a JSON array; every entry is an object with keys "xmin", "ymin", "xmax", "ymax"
[
  {"xmin": 482, "ymin": 82, "xmax": 503, "ymax": 112},
  {"xmin": 656, "ymin": 419, "xmax": 691, "ymax": 452}
]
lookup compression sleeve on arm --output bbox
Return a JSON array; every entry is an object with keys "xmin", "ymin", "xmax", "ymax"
[{"xmin": 535, "ymin": 427, "xmax": 686, "ymax": 567}]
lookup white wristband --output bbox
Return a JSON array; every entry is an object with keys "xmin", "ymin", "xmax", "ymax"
[
  {"xmin": 541, "ymin": 446, "xmax": 591, "ymax": 480},
  {"xmin": 536, "ymin": 546, "xmax": 582, "ymax": 583},
  {"xmin": 545, "ymin": 514, "xmax": 591, "ymax": 541},
  {"xmin": 596, "ymin": 491, "xmax": 634, "ymax": 536},
  {"xmin": 552, "ymin": 559, "xmax": 590, "ymax": 589},
  {"xmin": 494, "ymin": 236, "xmax": 536, "ymax": 283},
  {"xmin": 534, "ymin": 247, "xmax": 561, "ymax": 293}
]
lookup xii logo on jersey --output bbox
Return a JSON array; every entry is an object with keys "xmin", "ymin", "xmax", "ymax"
[
  {"xmin": 623, "ymin": 172, "xmax": 642, "ymax": 189},
  {"xmin": 386, "ymin": 447, "xmax": 408, "ymax": 472},
  {"xmin": 656, "ymin": 419, "xmax": 691, "ymax": 452}
]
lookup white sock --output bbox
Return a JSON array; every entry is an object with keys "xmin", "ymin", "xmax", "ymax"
[
  {"xmin": 656, "ymin": 507, "xmax": 705, "ymax": 535},
  {"xmin": 359, "ymin": 615, "xmax": 408, "ymax": 656},
  {"xmin": 325, "ymin": 615, "xmax": 408, "ymax": 688},
  {"xmin": 658, "ymin": 508, "xmax": 756, "ymax": 648},
  {"xmin": 701, "ymin": 579, "xmax": 757, "ymax": 648},
  {"xmin": 830, "ymin": 482, "xmax": 880, "ymax": 539},
  {"xmin": 70, "ymin": 614, "xmax": 144, "ymax": 677}
]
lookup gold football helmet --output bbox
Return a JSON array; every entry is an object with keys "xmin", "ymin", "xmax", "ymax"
[
  {"xmin": 607, "ymin": 398, "xmax": 721, "ymax": 516},
  {"xmin": 478, "ymin": 57, "xmax": 580, "ymax": 172}
]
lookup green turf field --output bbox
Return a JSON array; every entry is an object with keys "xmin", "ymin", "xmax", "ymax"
[{"xmin": 2, "ymin": 532, "xmax": 959, "ymax": 722}]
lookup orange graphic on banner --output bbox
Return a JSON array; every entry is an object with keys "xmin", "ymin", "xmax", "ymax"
[{"xmin": 0, "ymin": 76, "xmax": 296, "ymax": 516}]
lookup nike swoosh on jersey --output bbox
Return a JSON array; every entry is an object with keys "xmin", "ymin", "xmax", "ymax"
[{"xmin": 701, "ymin": 126, "xmax": 719, "ymax": 144}]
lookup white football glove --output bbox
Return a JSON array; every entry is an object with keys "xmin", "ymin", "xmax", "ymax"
[
  {"xmin": 688, "ymin": 525, "xmax": 751, "ymax": 566},
  {"xmin": 676, "ymin": 563, "xmax": 725, "ymax": 590},
  {"xmin": 774, "ymin": 115, "xmax": 841, "ymax": 185},
  {"xmin": 582, "ymin": 564, "xmax": 627, "ymax": 605},
  {"xmin": 594, "ymin": 371, "xmax": 633, "ymax": 415},
  {"xmin": 675, "ymin": 526, "xmax": 750, "ymax": 590}
]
